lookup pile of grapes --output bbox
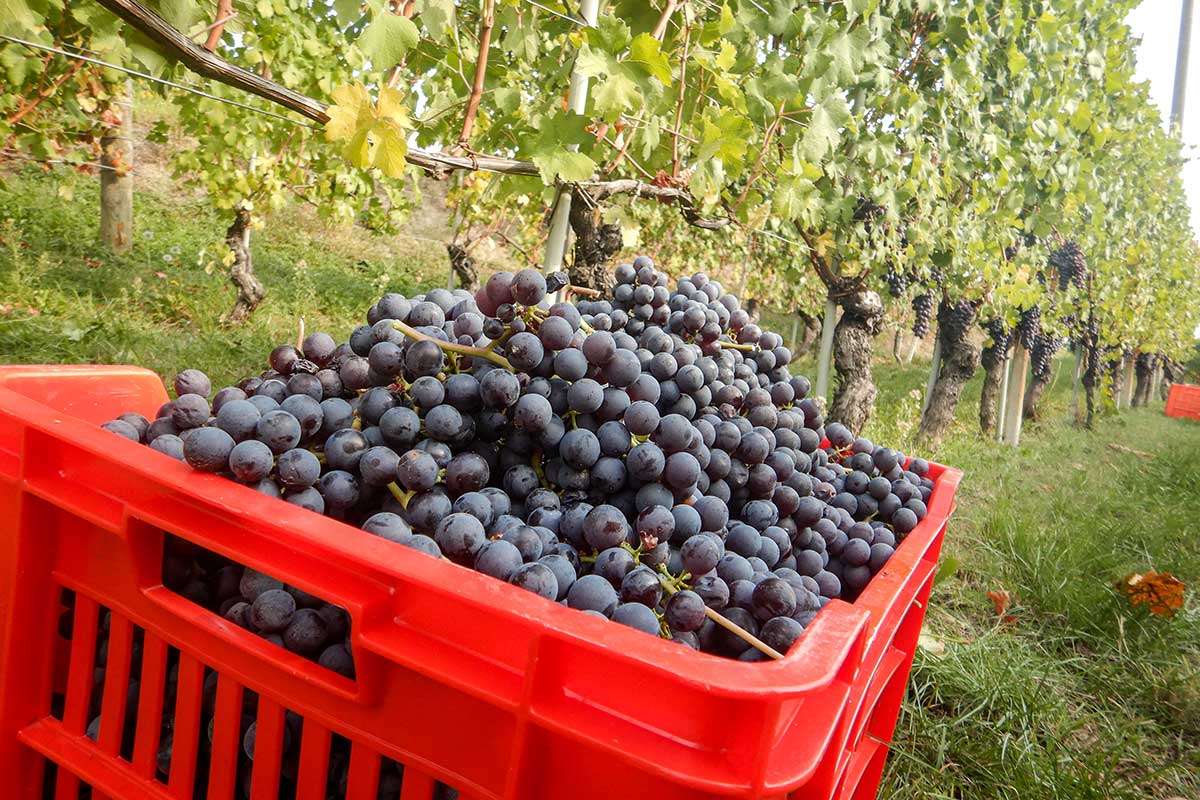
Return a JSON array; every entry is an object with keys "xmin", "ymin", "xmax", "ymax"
[{"xmin": 102, "ymin": 258, "xmax": 935, "ymax": 662}]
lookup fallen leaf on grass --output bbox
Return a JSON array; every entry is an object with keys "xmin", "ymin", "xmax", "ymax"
[
  {"xmin": 987, "ymin": 589, "xmax": 1018, "ymax": 624},
  {"xmin": 1114, "ymin": 571, "xmax": 1185, "ymax": 617},
  {"xmin": 917, "ymin": 633, "xmax": 946, "ymax": 656}
]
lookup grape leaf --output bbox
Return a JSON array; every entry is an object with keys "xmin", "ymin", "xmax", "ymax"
[
  {"xmin": 359, "ymin": 12, "xmax": 420, "ymax": 67},
  {"xmin": 593, "ymin": 73, "xmax": 640, "ymax": 120},
  {"xmin": 531, "ymin": 148, "xmax": 596, "ymax": 184},
  {"xmin": 333, "ymin": 0, "xmax": 362, "ymax": 26},
  {"xmin": 325, "ymin": 83, "xmax": 412, "ymax": 177},
  {"xmin": 0, "ymin": 0, "xmax": 40, "ymax": 35},
  {"xmin": 628, "ymin": 33, "xmax": 672, "ymax": 85}
]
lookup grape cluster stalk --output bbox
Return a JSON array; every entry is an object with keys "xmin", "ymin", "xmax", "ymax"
[{"xmin": 102, "ymin": 258, "xmax": 936, "ymax": 663}]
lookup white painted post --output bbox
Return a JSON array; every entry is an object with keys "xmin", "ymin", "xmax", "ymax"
[
  {"xmin": 1002, "ymin": 345, "xmax": 1030, "ymax": 446},
  {"xmin": 905, "ymin": 335, "xmax": 919, "ymax": 364},
  {"xmin": 922, "ymin": 332, "xmax": 942, "ymax": 418},
  {"xmin": 542, "ymin": 0, "xmax": 602, "ymax": 274},
  {"xmin": 815, "ymin": 296, "xmax": 837, "ymax": 408},
  {"xmin": 996, "ymin": 348, "xmax": 1012, "ymax": 443},
  {"xmin": 789, "ymin": 316, "xmax": 800, "ymax": 353}
]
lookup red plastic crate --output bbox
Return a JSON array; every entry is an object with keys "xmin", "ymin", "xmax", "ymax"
[
  {"xmin": 1165, "ymin": 383, "xmax": 1200, "ymax": 421},
  {"xmin": 0, "ymin": 365, "xmax": 961, "ymax": 800}
]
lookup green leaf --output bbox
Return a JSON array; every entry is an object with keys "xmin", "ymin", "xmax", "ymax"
[
  {"xmin": 715, "ymin": 41, "xmax": 737, "ymax": 71},
  {"xmin": 593, "ymin": 72, "xmax": 640, "ymax": 120},
  {"xmin": 417, "ymin": 0, "xmax": 455, "ymax": 41},
  {"xmin": 590, "ymin": 14, "xmax": 631, "ymax": 52},
  {"xmin": 531, "ymin": 148, "xmax": 596, "ymax": 184},
  {"xmin": 697, "ymin": 109, "xmax": 752, "ymax": 166},
  {"xmin": 628, "ymin": 33, "xmax": 672, "ymax": 85},
  {"xmin": 126, "ymin": 29, "xmax": 170, "ymax": 74},
  {"xmin": 0, "ymin": 0, "xmax": 40, "ymax": 35},
  {"xmin": 333, "ymin": 0, "xmax": 362, "ymax": 26},
  {"xmin": 359, "ymin": 12, "xmax": 420, "ymax": 67},
  {"xmin": 159, "ymin": 0, "xmax": 206, "ymax": 28},
  {"xmin": 1007, "ymin": 47, "xmax": 1028, "ymax": 75},
  {"xmin": 574, "ymin": 44, "xmax": 613, "ymax": 78},
  {"xmin": 1069, "ymin": 100, "xmax": 1092, "ymax": 133},
  {"xmin": 801, "ymin": 102, "xmax": 841, "ymax": 162}
]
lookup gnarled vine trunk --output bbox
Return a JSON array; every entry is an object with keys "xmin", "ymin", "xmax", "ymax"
[
  {"xmin": 979, "ymin": 344, "xmax": 1006, "ymax": 436},
  {"xmin": 1132, "ymin": 355, "xmax": 1152, "ymax": 407},
  {"xmin": 568, "ymin": 188, "xmax": 621, "ymax": 292},
  {"xmin": 446, "ymin": 243, "xmax": 478, "ymax": 291},
  {"xmin": 226, "ymin": 206, "xmax": 264, "ymax": 324},
  {"xmin": 918, "ymin": 302, "xmax": 980, "ymax": 448},
  {"xmin": 829, "ymin": 291, "xmax": 882, "ymax": 433},
  {"xmin": 1109, "ymin": 358, "xmax": 1124, "ymax": 407},
  {"xmin": 1082, "ymin": 351, "xmax": 1098, "ymax": 429},
  {"xmin": 1023, "ymin": 376, "xmax": 1048, "ymax": 421}
]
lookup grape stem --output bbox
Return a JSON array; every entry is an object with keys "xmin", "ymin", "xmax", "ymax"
[
  {"xmin": 483, "ymin": 329, "xmax": 515, "ymax": 354},
  {"xmin": 658, "ymin": 576, "xmax": 784, "ymax": 660},
  {"xmin": 392, "ymin": 319, "xmax": 514, "ymax": 370},
  {"xmin": 386, "ymin": 482, "xmax": 414, "ymax": 509},
  {"xmin": 719, "ymin": 340, "xmax": 757, "ymax": 352}
]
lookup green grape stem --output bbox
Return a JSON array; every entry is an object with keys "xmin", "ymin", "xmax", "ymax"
[{"xmin": 392, "ymin": 318, "xmax": 514, "ymax": 370}]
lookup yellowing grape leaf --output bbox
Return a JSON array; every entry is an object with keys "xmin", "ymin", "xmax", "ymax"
[
  {"xmin": 325, "ymin": 83, "xmax": 412, "ymax": 178},
  {"xmin": 1115, "ymin": 571, "xmax": 1185, "ymax": 617}
]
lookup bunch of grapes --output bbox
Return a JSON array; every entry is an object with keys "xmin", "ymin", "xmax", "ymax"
[
  {"xmin": 939, "ymin": 299, "xmax": 976, "ymax": 343},
  {"xmin": 102, "ymin": 258, "xmax": 935, "ymax": 666},
  {"xmin": 884, "ymin": 263, "xmax": 908, "ymax": 298},
  {"xmin": 1015, "ymin": 306, "xmax": 1041, "ymax": 351},
  {"xmin": 911, "ymin": 294, "xmax": 934, "ymax": 338},
  {"xmin": 1048, "ymin": 240, "xmax": 1088, "ymax": 290},
  {"xmin": 852, "ymin": 197, "xmax": 886, "ymax": 223},
  {"xmin": 1030, "ymin": 333, "xmax": 1060, "ymax": 380},
  {"xmin": 981, "ymin": 318, "xmax": 1011, "ymax": 354}
]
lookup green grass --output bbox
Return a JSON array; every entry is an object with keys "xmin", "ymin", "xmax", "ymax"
[
  {"xmin": 2, "ymin": 169, "xmax": 1198, "ymax": 799},
  {"xmin": 0, "ymin": 169, "xmax": 448, "ymax": 387}
]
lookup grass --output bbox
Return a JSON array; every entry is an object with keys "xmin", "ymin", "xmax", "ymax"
[{"xmin": 2, "ymin": 168, "xmax": 1198, "ymax": 799}]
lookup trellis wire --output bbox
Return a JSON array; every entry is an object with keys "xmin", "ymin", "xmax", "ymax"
[{"xmin": 0, "ymin": 35, "xmax": 320, "ymax": 129}]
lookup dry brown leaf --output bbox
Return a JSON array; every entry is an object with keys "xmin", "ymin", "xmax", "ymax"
[
  {"xmin": 1115, "ymin": 571, "xmax": 1186, "ymax": 617},
  {"xmin": 987, "ymin": 589, "xmax": 1018, "ymax": 624}
]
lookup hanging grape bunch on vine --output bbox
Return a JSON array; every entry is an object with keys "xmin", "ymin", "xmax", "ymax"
[
  {"xmin": 940, "ymin": 300, "xmax": 977, "ymax": 344},
  {"xmin": 911, "ymin": 294, "xmax": 935, "ymax": 338},
  {"xmin": 1049, "ymin": 240, "xmax": 1089, "ymax": 291},
  {"xmin": 1029, "ymin": 334, "xmax": 1060, "ymax": 380},
  {"xmin": 982, "ymin": 318, "xmax": 1012, "ymax": 355},
  {"xmin": 1016, "ymin": 306, "xmax": 1042, "ymax": 351}
]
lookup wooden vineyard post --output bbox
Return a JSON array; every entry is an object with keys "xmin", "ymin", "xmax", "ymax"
[
  {"xmin": 921, "ymin": 332, "xmax": 942, "ymax": 418},
  {"xmin": 541, "ymin": 0, "xmax": 602, "ymax": 276},
  {"xmin": 99, "ymin": 79, "xmax": 134, "ymax": 254},
  {"xmin": 815, "ymin": 296, "xmax": 837, "ymax": 408},
  {"xmin": 1002, "ymin": 344, "xmax": 1029, "ymax": 446}
]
